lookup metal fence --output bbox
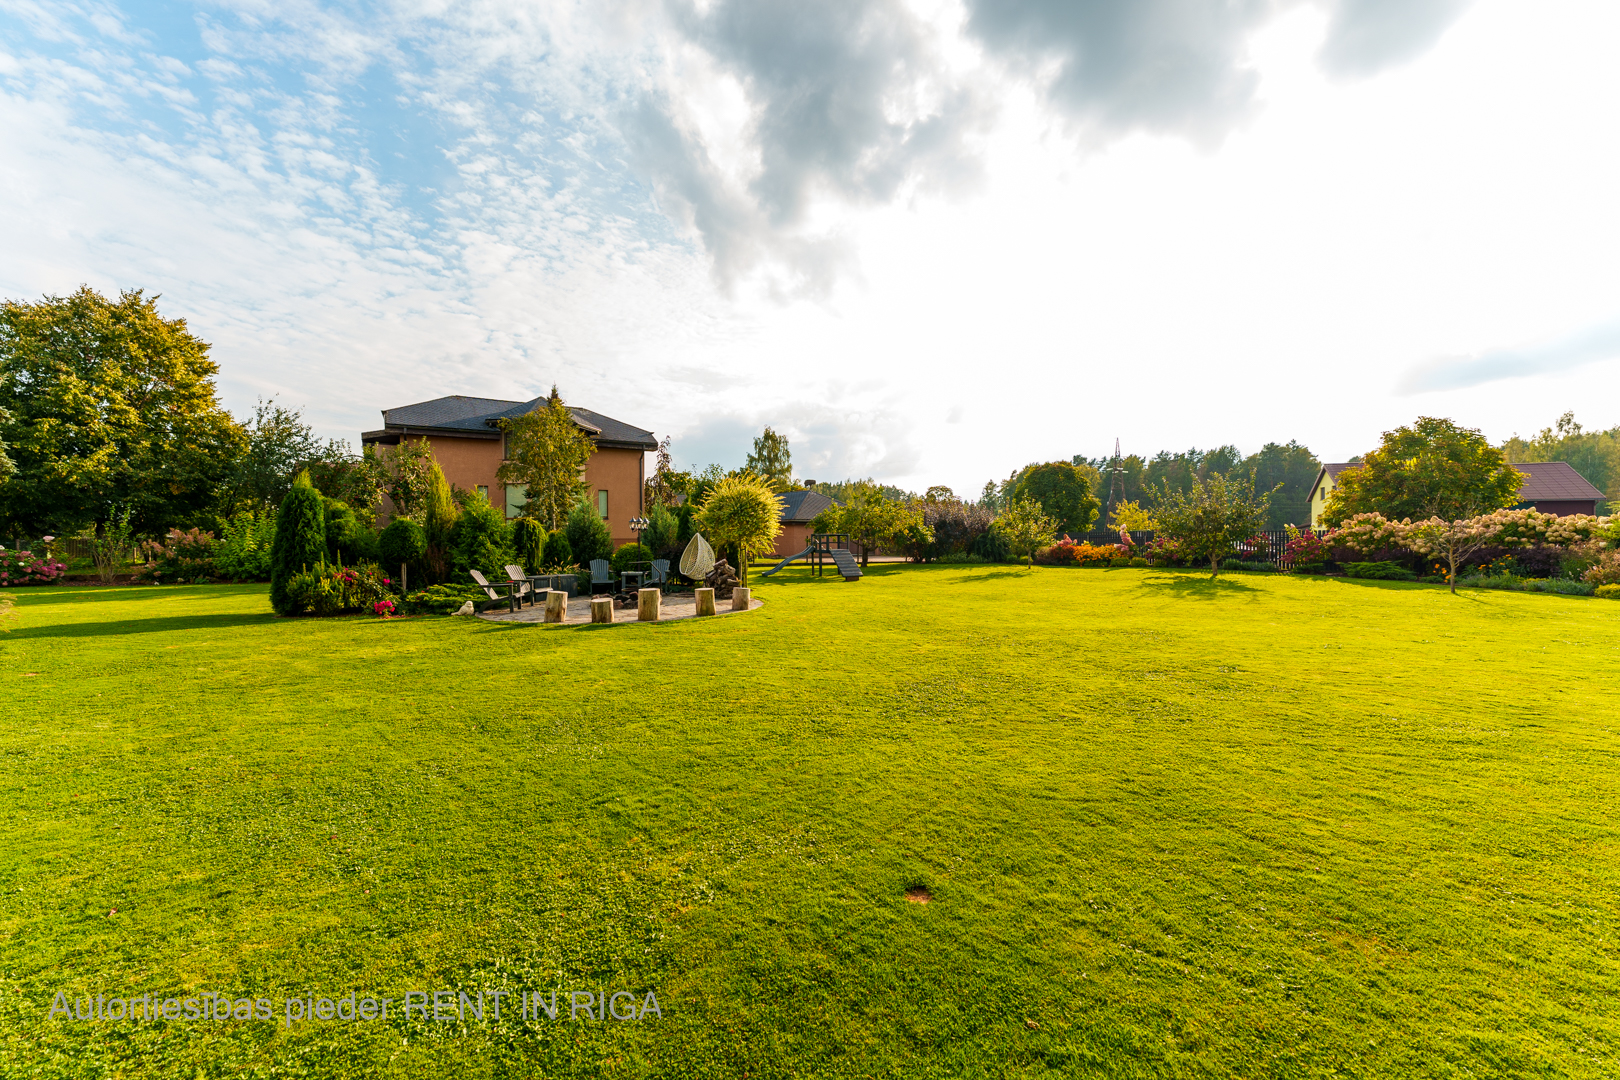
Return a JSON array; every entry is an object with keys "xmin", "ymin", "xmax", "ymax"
[{"xmin": 1068, "ymin": 529, "xmax": 1328, "ymax": 568}]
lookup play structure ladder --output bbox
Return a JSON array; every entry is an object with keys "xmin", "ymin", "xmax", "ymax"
[{"xmin": 828, "ymin": 549, "xmax": 862, "ymax": 580}]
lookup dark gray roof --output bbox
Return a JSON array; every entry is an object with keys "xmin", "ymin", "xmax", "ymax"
[
  {"xmin": 376, "ymin": 395, "xmax": 655, "ymax": 450},
  {"xmin": 777, "ymin": 489, "xmax": 835, "ymax": 522},
  {"xmin": 1322, "ymin": 460, "xmax": 1602, "ymax": 502},
  {"xmin": 1514, "ymin": 461, "xmax": 1605, "ymax": 501}
]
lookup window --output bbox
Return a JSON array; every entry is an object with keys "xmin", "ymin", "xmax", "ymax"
[
  {"xmin": 597, "ymin": 489, "xmax": 609, "ymax": 519},
  {"xmin": 477, "ymin": 485, "xmax": 490, "ymax": 502},
  {"xmin": 505, "ymin": 484, "xmax": 528, "ymax": 520}
]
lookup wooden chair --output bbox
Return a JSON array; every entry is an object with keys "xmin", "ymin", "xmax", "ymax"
[
  {"xmin": 503, "ymin": 565, "xmax": 537, "ymax": 606},
  {"xmin": 468, "ymin": 569, "xmax": 520, "ymax": 613},
  {"xmin": 589, "ymin": 559, "xmax": 615, "ymax": 596},
  {"xmin": 649, "ymin": 559, "xmax": 671, "ymax": 587}
]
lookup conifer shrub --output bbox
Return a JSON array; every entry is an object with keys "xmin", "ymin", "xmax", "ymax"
[
  {"xmin": 420, "ymin": 464, "xmax": 458, "ymax": 582},
  {"xmin": 566, "ymin": 496, "xmax": 613, "ymax": 566},
  {"xmin": 611, "ymin": 542, "xmax": 653, "ymax": 573},
  {"xmin": 449, "ymin": 493, "xmax": 513, "ymax": 581},
  {"xmin": 379, "ymin": 519, "xmax": 427, "ymax": 587},
  {"xmin": 270, "ymin": 472, "xmax": 327, "ymax": 615},
  {"xmin": 542, "ymin": 529, "xmax": 573, "ymax": 571},
  {"xmin": 512, "ymin": 517, "xmax": 545, "ymax": 574}
]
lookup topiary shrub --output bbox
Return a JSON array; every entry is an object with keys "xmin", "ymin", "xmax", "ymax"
[
  {"xmin": 1344, "ymin": 560, "xmax": 1417, "ymax": 581},
  {"xmin": 512, "ymin": 517, "xmax": 545, "ymax": 575},
  {"xmin": 449, "ymin": 493, "xmax": 513, "ymax": 581},
  {"xmin": 270, "ymin": 472, "xmax": 327, "ymax": 615},
  {"xmin": 611, "ymin": 542, "xmax": 653, "ymax": 573},
  {"xmin": 1108, "ymin": 557, "xmax": 1130, "ymax": 568},
  {"xmin": 1128, "ymin": 557, "xmax": 1148, "ymax": 568},
  {"xmin": 542, "ymin": 529, "xmax": 573, "ymax": 571},
  {"xmin": 1595, "ymin": 583, "xmax": 1620, "ymax": 600},
  {"xmin": 566, "ymin": 496, "xmax": 613, "ymax": 567}
]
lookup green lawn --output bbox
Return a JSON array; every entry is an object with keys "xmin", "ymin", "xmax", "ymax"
[{"xmin": 2, "ymin": 567, "xmax": 1618, "ymax": 1078}]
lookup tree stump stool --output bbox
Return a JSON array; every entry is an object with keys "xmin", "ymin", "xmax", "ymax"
[
  {"xmin": 544, "ymin": 589, "xmax": 568, "ymax": 624},
  {"xmin": 589, "ymin": 597, "xmax": 614, "ymax": 624},
  {"xmin": 694, "ymin": 587, "xmax": 716, "ymax": 616},
  {"xmin": 637, "ymin": 588, "xmax": 661, "ymax": 621},
  {"xmin": 731, "ymin": 586, "xmax": 751, "ymax": 611}
]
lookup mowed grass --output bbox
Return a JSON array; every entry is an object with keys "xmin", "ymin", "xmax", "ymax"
[{"xmin": 2, "ymin": 567, "xmax": 1618, "ymax": 1078}]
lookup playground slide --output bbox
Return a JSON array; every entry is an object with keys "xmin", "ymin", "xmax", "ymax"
[{"xmin": 761, "ymin": 547, "xmax": 813, "ymax": 577}]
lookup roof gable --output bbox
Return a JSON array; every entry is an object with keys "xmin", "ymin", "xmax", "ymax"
[
  {"xmin": 777, "ymin": 489, "xmax": 835, "ymax": 522},
  {"xmin": 1513, "ymin": 461, "xmax": 1605, "ymax": 501}
]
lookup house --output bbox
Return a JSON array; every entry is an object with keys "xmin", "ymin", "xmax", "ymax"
[
  {"xmin": 362, "ymin": 395, "xmax": 657, "ymax": 547},
  {"xmin": 771, "ymin": 486, "xmax": 836, "ymax": 558},
  {"xmin": 1307, "ymin": 460, "xmax": 1604, "ymax": 528}
]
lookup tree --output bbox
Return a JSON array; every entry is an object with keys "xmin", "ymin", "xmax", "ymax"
[
  {"xmin": 565, "ymin": 494, "xmax": 613, "ymax": 567},
  {"xmin": 1232, "ymin": 441, "xmax": 1321, "ymax": 529},
  {"xmin": 0, "ymin": 286, "xmax": 246, "ymax": 538},
  {"xmin": 541, "ymin": 529, "xmax": 573, "ymax": 571},
  {"xmin": 995, "ymin": 497, "xmax": 1057, "ymax": 567},
  {"xmin": 449, "ymin": 490, "xmax": 513, "ymax": 581},
  {"xmin": 375, "ymin": 438, "xmax": 440, "ymax": 521},
  {"xmin": 420, "ymin": 463, "xmax": 458, "ymax": 583},
  {"xmin": 269, "ymin": 471, "xmax": 327, "ymax": 614},
  {"xmin": 496, "ymin": 386, "xmax": 595, "ymax": 530},
  {"xmin": 1152, "ymin": 473, "xmax": 1274, "ymax": 577},
  {"xmin": 1112, "ymin": 500, "xmax": 1157, "ymax": 532},
  {"xmin": 378, "ymin": 518, "xmax": 426, "ymax": 590},
  {"xmin": 976, "ymin": 481, "xmax": 1000, "ymax": 511},
  {"xmin": 232, "ymin": 398, "xmax": 348, "ymax": 510},
  {"xmin": 811, "ymin": 481, "xmax": 922, "ymax": 567},
  {"xmin": 695, "ymin": 473, "xmax": 783, "ymax": 587},
  {"xmin": 1324, "ymin": 417, "xmax": 1523, "ymax": 526},
  {"xmin": 644, "ymin": 436, "xmax": 689, "ymax": 509},
  {"xmin": 645, "ymin": 502, "xmax": 679, "ymax": 553},
  {"xmin": 745, "ymin": 426, "xmax": 793, "ymax": 491},
  {"xmin": 511, "ymin": 517, "xmax": 545, "ymax": 575},
  {"xmin": 1009, "ymin": 462, "xmax": 1100, "ymax": 537}
]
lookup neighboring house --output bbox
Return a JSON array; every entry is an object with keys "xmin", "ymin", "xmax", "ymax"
[
  {"xmin": 1307, "ymin": 460, "xmax": 1604, "ymax": 528},
  {"xmin": 771, "ymin": 486, "xmax": 836, "ymax": 558},
  {"xmin": 362, "ymin": 395, "xmax": 657, "ymax": 547}
]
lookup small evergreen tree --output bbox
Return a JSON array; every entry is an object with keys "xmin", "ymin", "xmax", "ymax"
[
  {"xmin": 645, "ymin": 502, "xmax": 678, "ymax": 554},
  {"xmin": 566, "ymin": 494, "xmax": 613, "ymax": 566},
  {"xmin": 512, "ymin": 517, "xmax": 545, "ymax": 575},
  {"xmin": 541, "ymin": 529, "xmax": 573, "ymax": 571},
  {"xmin": 379, "ymin": 518, "xmax": 426, "ymax": 590},
  {"xmin": 449, "ymin": 491, "xmax": 513, "ymax": 581},
  {"xmin": 420, "ymin": 463, "xmax": 458, "ymax": 582},
  {"xmin": 270, "ymin": 471, "xmax": 326, "ymax": 614}
]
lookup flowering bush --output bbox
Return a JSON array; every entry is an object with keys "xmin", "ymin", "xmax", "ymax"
[
  {"xmin": 1035, "ymin": 541, "xmax": 1128, "ymax": 566},
  {"xmin": 1582, "ymin": 549, "xmax": 1620, "ymax": 588},
  {"xmin": 280, "ymin": 564, "xmax": 393, "ymax": 616},
  {"xmin": 136, "ymin": 528, "xmax": 218, "ymax": 583},
  {"xmin": 373, "ymin": 598, "xmax": 397, "ymax": 617},
  {"xmin": 0, "ymin": 548, "xmax": 67, "ymax": 585},
  {"xmin": 1283, "ymin": 526, "xmax": 1334, "ymax": 566}
]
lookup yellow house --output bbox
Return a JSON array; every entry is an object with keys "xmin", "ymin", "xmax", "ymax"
[{"xmin": 1307, "ymin": 463, "xmax": 1358, "ymax": 528}]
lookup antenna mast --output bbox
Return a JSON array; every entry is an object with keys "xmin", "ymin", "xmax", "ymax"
[{"xmin": 1106, "ymin": 437, "xmax": 1124, "ymax": 527}]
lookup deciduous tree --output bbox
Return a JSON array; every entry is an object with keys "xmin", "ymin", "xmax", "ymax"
[
  {"xmin": 744, "ymin": 426, "xmax": 793, "ymax": 491},
  {"xmin": 497, "ymin": 386, "xmax": 595, "ymax": 530},
  {"xmin": 1009, "ymin": 462, "xmax": 1099, "ymax": 537},
  {"xmin": 994, "ymin": 497, "xmax": 1057, "ymax": 567},
  {"xmin": 1153, "ymin": 473, "xmax": 1275, "ymax": 577},
  {"xmin": 1325, "ymin": 417, "xmax": 1523, "ymax": 526},
  {"xmin": 695, "ymin": 473, "xmax": 783, "ymax": 587},
  {"xmin": 0, "ymin": 287, "xmax": 245, "ymax": 537}
]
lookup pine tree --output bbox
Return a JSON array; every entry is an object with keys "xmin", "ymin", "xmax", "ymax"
[{"xmin": 270, "ymin": 471, "xmax": 327, "ymax": 614}]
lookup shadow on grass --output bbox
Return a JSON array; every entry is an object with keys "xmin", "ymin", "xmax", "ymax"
[
  {"xmin": 1141, "ymin": 572, "xmax": 1260, "ymax": 598},
  {"xmin": 7, "ymin": 612, "xmax": 278, "ymax": 639},
  {"xmin": 6, "ymin": 584, "xmax": 266, "ymax": 607}
]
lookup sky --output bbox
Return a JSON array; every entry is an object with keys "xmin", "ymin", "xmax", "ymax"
[{"xmin": 3, "ymin": 0, "xmax": 1619, "ymax": 495}]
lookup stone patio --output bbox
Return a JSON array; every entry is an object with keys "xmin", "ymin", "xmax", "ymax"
[{"xmin": 478, "ymin": 591, "xmax": 762, "ymax": 626}]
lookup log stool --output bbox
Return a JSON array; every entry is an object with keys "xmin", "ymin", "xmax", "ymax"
[
  {"xmin": 637, "ymin": 587, "xmax": 661, "ymax": 622},
  {"xmin": 731, "ymin": 586, "xmax": 751, "ymax": 611},
  {"xmin": 589, "ymin": 596, "xmax": 614, "ymax": 624},
  {"xmin": 544, "ymin": 589, "xmax": 568, "ymax": 624},
  {"xmin": 694, "ymin": 587, "xmax": 716, "ymax": 616}
]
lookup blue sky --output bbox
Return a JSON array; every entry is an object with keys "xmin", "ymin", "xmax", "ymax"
[{"xmin": 4, "ymin": 1, "xmax": 1619, "ymax": 492}]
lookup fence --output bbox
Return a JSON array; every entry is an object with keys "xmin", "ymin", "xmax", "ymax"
[{"xmin": 1067, "ymin": 529, "xmax": 1329, "ymax": 568}]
